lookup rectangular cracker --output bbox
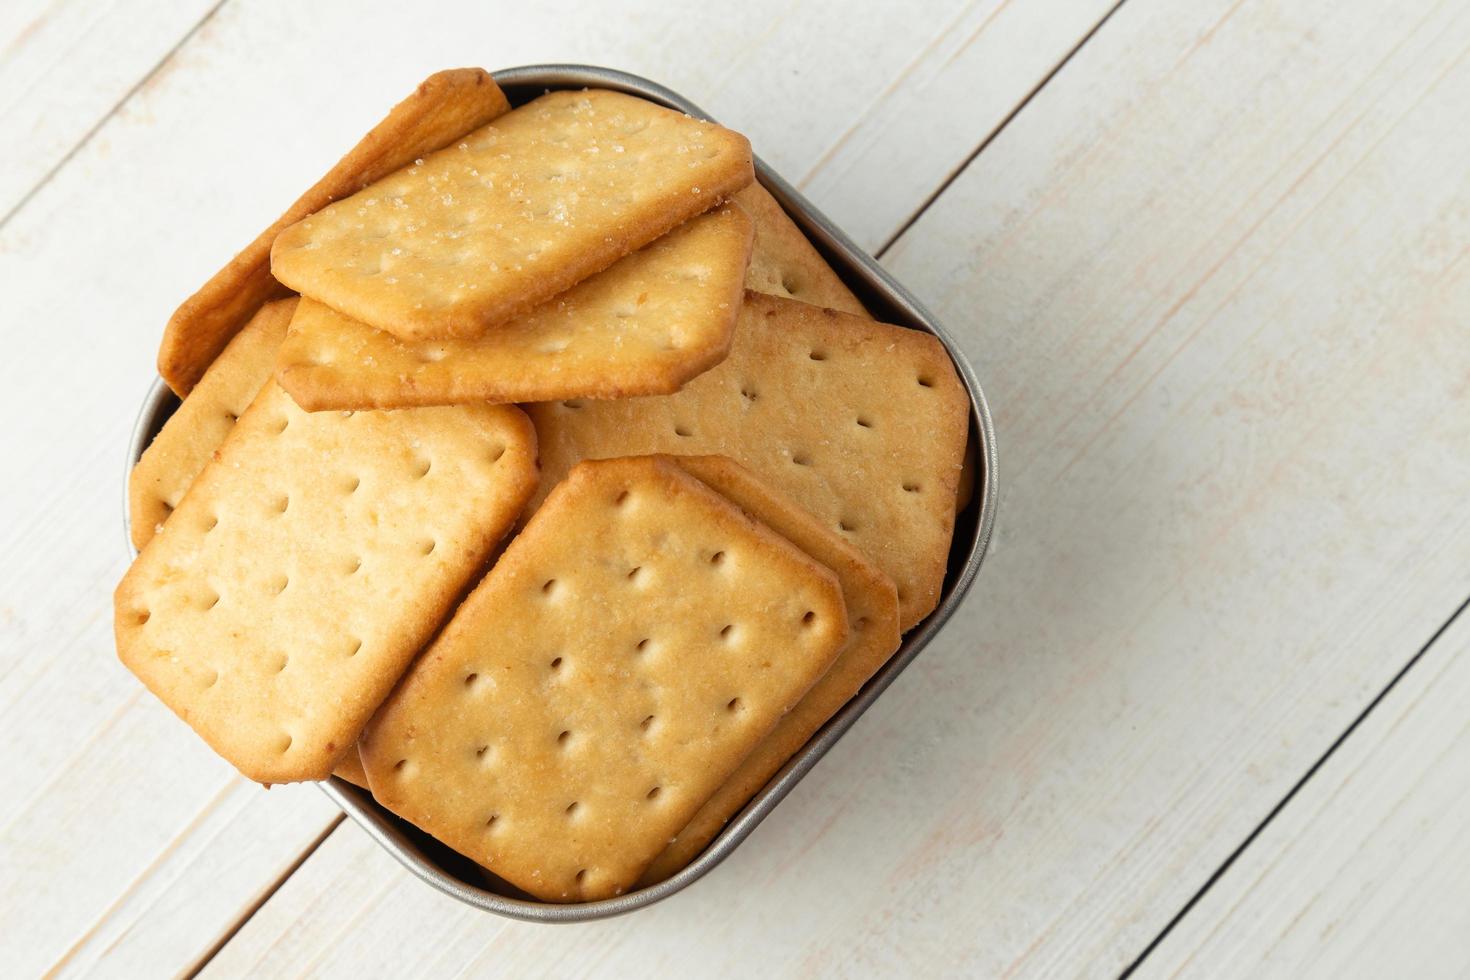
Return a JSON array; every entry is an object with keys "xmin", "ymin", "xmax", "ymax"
[
  {"xmin": 360, "ymin": 456, "xmax": 849, "ymax": 901},
  {"xmin": 131, "ymin": 298, "xmax": 297, "ymax": 549},
  {"xmin": 275, "ymin": 203, "xmax": 754, "ymax": 410},
  {"xmin": 735, "ymin": 183, "xmax": 866, "ymax": 315},
  {"xmin": 114, "ymin": 382, "xmax": 538, "ymax": 783},
  {"xmin": 639, "ymin": 455, "xmax": 900, "ymax": 884},
  {"xmin": 326, "ymin": 529, "xmax": 516, "ymax": 787},
  {"xmin": 333, "ymin": 747, "xmax": 369, "ymax": 789},
  {"xmin": 271, "ymin": 90, "xmax": 754, "ymax": 342},
  {"xmin": 158, "ymin": 69, "xmax": 510, "ymax": 396},
  {"xmin": 528, "ymin": 292, "xmax": 969, "ymax": 629}
]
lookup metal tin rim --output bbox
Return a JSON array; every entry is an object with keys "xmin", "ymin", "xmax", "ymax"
[{"xmin": 123, "ymin": 63, "xmax": 997, "ymax": 923}]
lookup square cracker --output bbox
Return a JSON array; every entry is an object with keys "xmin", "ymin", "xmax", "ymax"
[
  {"xmin": 115, "ymin": 382, "xmax": 538, "ymax": 783},
  {"xmin": 359, "ymin": 455, "xmax": 849, "ymax": 902},
  {"xmin": 528, "ymin": 292, "xmax": 969, "ymax": 629},
  {"xmin": 131, "ymin": 298, "xmax": 296, "ymax": 550},
  {"xmin": 275, "ymin": 203, "xmax": 754, "ymax": 410},
  {"xmin": 734, "ymin": 183, "xmax": 866, "ymax": 315},
  {"xmin": 271, "ymin": 90, "xmax": 754, "ymax": 342},
  {"xmin": 639, "ymin": 455, "xmax": 900, "ymax": 883},
  {"xmin": 158, "ymin": 69, "xmax": 511, "ymax": 395}
]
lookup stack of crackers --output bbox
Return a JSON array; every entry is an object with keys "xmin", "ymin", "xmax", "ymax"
[{"xmin": 116, "ymin": 69, "xmax": 970, "ymax": 902}]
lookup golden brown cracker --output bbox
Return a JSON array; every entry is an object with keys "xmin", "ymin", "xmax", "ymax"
[
  {"xmin": 131, "ymin": 298, "xmax": 297, "ymax": 550},
  {"xmin": 333, "ymin": 748, "xmax": 369, "ymax": 789},
  {"xmin": 639, "ymin": 455, "xmax": 900, "ymax": 883},
  {"xmin": 275, "ymin": 204, "xmax": 753, "ymax": 410},
  {"xmin": 115, "ymin": 382, "xmax": 538, "ymax": 783},
  {"xmin": 360, "ymin": 456, "xmax": 848, "ymax": 901},
  {"xmin": 528, "ymin": 292, "xmax": 968, "ymax": 629},
  {"xmin": 735, "ymin": 183, "xmax": 866, "ymax": 315},
  {"xmin": 158, "ymin": 69, "xmax": 510, "ymax": 395},
  {"xmin": 271, "ymin": 90, "xmax": 754, "ymax": 342}
]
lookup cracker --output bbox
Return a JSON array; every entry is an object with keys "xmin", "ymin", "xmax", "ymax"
[
  {"xmin": 528, "ymin": 292, "xmax": 968, "ymax": 629},
  {"xmin": 157, "ymin": 69, "xmax": 510, "ymax": 396},
  {"xmin": 114, "ymin": 382, "xmax": 538, "ymax": 783},
  {"xmin": 275, "ymin": 203, "xmax": 754, "ymax": 410},
  {"xmin": 639, "ymin": 455, "xmax": 899, "ymax": 883},
  {"xmin": 333, "ymin": 748, "xmax": 369, "ymax": 789},
  {"xmin": 271, "ymin": 90, "xmax": 754, "ymax": 342},
  {"xmin": 130, "ymin": 298, "xmax": 297, "ymax": 550},
  {"xmin": 735, "ymin": 183, "xmax": 866, "ymax": 315},
  {"xmin": 359, "ymin": 456, "xmax": 848, "ymax": 901},
  {"xmin": 330, "ymin": 530, "xmax": 521, "ymax": 789}
]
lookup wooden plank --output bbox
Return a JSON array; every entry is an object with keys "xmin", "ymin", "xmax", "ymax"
[
  {"xmin": 1140, "ymin": 608, "xmax": 1470, "ymax": 978},
  {"xmin": 0, "ymin": 692, "xmax": 339, "ymax": 976},
  {"xmin": 200, "ymin": 0, "xmax": 1470, "ymax": 973},
  {"xmin": 39, "ymin": 783, "xmax": 340, "ymax": 979},
  {"xmin": 802, "ymin": 0, "xmax": 1121, "ymax": 250},
  {"xmin": 0, "ymin": 1, "xmax": 1114, "ymax": 973},
  {"xmin": 0, "ymin": 0, "xmax": 219, "ymax": 218},
  {"xmin": 197, "ymin": 823, "xmax": 510, "ymax": 978}
]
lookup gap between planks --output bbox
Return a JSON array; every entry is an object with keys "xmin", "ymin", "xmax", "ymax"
[
  {"xmin": 180, "ymin": 812, "xmax": 345, "ymax": 980},
  {"xmin": 1119, "ymin": 589, "xmax": 1470, "ymax": 978},
  {"xmin": 0, "ymin": 0, "xmax": 231, "ymax": 233},
  {"xmin": 874, "ymin": 0, "xmax": 1132, "ymax": 260}
]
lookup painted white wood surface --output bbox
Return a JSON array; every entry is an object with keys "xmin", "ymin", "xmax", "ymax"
[
  {"xmin": 0, "ymin": 0, "xmax": 219, "ymax": 217},
  {"xmin": 0, "ymin": 1, "xmax": 1117, "ymax": 976},
  {"xmin": 869, "ymin": 0, "xmax": 1470, "ymax": 971},
  {"xmin": 803, "ymin": 0, "xmax": 1120, "ymax": 249},
  {"xmin": 1142, "ymin": 610, "xmax": 1470, "ymax": 979},
  {"xmin": 196, "ymin": 0, "xmax": 1470, "ymax": 975},
  {"xmin": 4, "ymin": 0, "xmax": 1469, "ymax": 975}
]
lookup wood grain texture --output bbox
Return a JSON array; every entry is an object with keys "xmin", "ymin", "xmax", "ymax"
[
  {"xmin": 33, "ymin": 783, "xmax": 340, "ymax": 979},
  {"xmin": 868, "ymin": 0, "xmax": 1470, "ymax": 972},
  {"xmin": 207, "ymin": 0, "xmax": 1470, "ymax": 974},
  {"xmin": 0, "ymin": 0, "xmax": 1112, "ymax": 973},
  {"xmin": 802, "ymin": 0, "xmax": 1121, "ymax": 249},
  {"xmin": 0, "ymin": 0, "xmax": 219, "ymax": 218},
  {"xmin": 1141, "ymin": 610, "xmax": 1470, "ymax": 979},
  {"xmin": 8, "ymin": 0, "xmax": 1470, "ymax": 974},
  {"xmin": 197, "ymin": 822, "xmax": 504, "ymax": 978}
]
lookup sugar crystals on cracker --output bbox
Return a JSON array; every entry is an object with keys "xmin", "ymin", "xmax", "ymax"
[
  {"xmin": 276, "ymin": 203, "xmax": 753, "ymax": 409},
  {"xmin": 271, "ymin": 90, "xmax": 754, "ymax": 342}
]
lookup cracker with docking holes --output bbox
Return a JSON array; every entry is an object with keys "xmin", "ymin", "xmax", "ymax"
[
  {"xmin": 359, "ymin": 455, "xmax": 849, "ymax": 901},
  {"xmin": 158, "ymin": 69, "xmax": 511, "ymax": 395},
  {"xmin": 271, "ymin": 89, "xmax": 753, "ymax": 342},
  {"xmin": 528, "ymin": 292, "xmax": 968, "ymax": 629},
  {"xmin": 115, "ymin": 382, "xmax": 538, "ymax": 783},
  {"xmin": 276, "ymin": 203, "xmax": 753, "ymax": 410},
  {"xmin": 735, "ymin": 183, "xmax": 866, "ymax": 315},
  {"xmin": 131, "ymin": 298, "xmax": 297, "ymax": 550},
  {"xmin": 640, "ymin": 455, "xmax": 899, "ymax": 883}
]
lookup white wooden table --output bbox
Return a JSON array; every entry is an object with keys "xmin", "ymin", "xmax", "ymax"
[{"xmin": 4, "ymin": 1, "xmax": 1469, "ymax": 976}]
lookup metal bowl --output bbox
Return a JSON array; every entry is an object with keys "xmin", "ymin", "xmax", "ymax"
[{"xmin": 124, "ymin": 64, "xmax": 997, "ymax": 922}]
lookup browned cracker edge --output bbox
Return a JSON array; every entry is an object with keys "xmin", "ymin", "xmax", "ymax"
[{"xmin": 157, "ymin": 68, "xmax": 511, "ymax": 395}]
